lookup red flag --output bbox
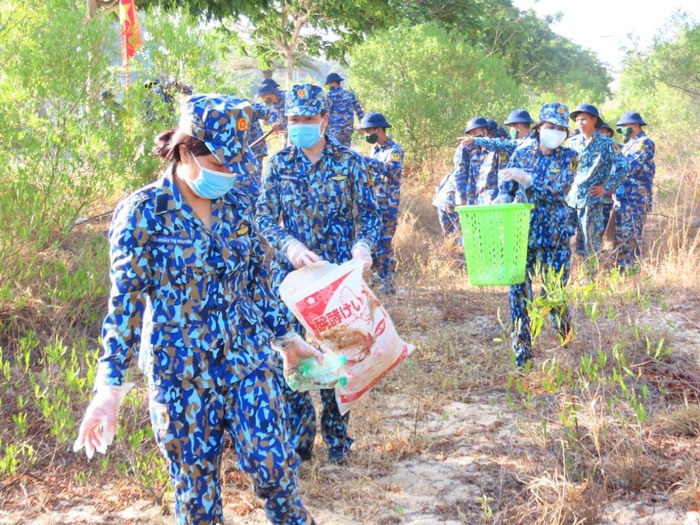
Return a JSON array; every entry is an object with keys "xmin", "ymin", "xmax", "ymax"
[{"xmin": 119, "ymin": 0, "xmax": 142, "ymax": 65}]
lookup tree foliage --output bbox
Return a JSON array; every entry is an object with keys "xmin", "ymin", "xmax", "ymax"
[
  {"xmin": 349, "ymin": 23, "xmax": 521, "ymax": 164},
  {"xmin": 226, "ymin": 0, "xmax": 394, "ymax": 82},
  {"xmin": 615, "ymin": 15, "xmax": 700, "ymax": 136},
  {"xmin": 397, "ymin": 0, "xmax": 611, "ymax": 99},
  {"xmin": 137, "ymin": 0, "xmax": 269, "ymax": 20}
]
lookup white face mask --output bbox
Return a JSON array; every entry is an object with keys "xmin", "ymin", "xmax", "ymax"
[{"xmin": 539, "ymin": 128, "xmax": 567, "ymax": 150}]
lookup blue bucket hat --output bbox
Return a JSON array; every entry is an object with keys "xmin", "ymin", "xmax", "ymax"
[
  {"xmin": 256, "ymin": 83, "xmax": 277, "ymax": 97},
  {"xmin": 616, "ymin": 111, "xmax": 646, "ymax": 126},
  {"xmin": 179, "ymin": 94, "xmax": 256, "ymax": 176},
  {"xmin": 285, "ymin": 83, "xmax": 327, "ymax": 116},
  {"xmin": 539, "ymin": 102, "xmax": 570, "ymax": 128},
  {"xmin": 485, "ymin": 118, "xmax": 499, "ymax": 131},
  {"xmin": 357, "ymin": 112, "xmax": 392, "ymax": 130},
  {"xmin": 464, "ymin": 116, "xmax": 489, "ymax": 133},
  {"xmin": 505, "ymin": 108, "xmax": 535, "ymax": 125},
  {"xmin": 325, "ymin": 73, "xmax": 344, "ymax": 84},
  {"xmin": 598, "ymin": 121, "xmax": 614, "ymax": 134},
  {"xmin": 261, "ymin": 78, "xmax": 280, "ymax": 88},
  {"xmin": 570, "ymin": 103, "xmax": 603, "ymax": 127}
]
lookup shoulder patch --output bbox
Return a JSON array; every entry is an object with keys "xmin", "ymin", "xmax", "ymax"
[
  {"xmin": 637, "ymin": 141, "xmax": 646, "ymax": 152},
  {"xmin": 235, "ymin": 221, "xmax": 250, "ymax": 237},
  {"xmin": 391, "ymin": 152, "xmax": 401, "ymax": 162},
  {"xmin": 366, "ymin": 166, "xmax": 375, "ymax": 187},
  {"xmin": 499, "ymin": 151, "xmax": 508, "ymax": 163},
  {"xmin": 613, "ymin": 143, "xmax": 620, "ymax": 153}
]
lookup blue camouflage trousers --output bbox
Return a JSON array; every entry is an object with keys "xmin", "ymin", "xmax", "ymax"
[
  {"xmin": 509, "ymin": 243, "xmax": 572, "ymax": 367},
  {"xmin": 573, "ymin": 203, "xmax": 607, "ymax": 258},
  {"xmin": 149, "ymin": 360, "xmax": 311, "ymax": 525},
  {"xmin": 272, "ymin": 335, "xmax": 354, "ymax": 460},
  {"xmin": 614, "ymin": 200, "xmax": 647, "ymax": 270},
  {"xmin": 437, "ymin": 208, "xmax": 461, "ymax": 239},
  {"xmin": 374, "ymin": 214, "xmax": 398, "ymax": 285}
]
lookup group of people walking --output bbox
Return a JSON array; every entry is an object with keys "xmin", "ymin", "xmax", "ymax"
[
  {"xmin": 75, "ymin": 75, "xmax": 402, "ymax": 525},
  {"xmin": 73, "ymin": 71, "xmax": 655, "ymax": 523},
  {"xmin": 433, "ymin": 102, "xmax": 655, "ymax": 366}
]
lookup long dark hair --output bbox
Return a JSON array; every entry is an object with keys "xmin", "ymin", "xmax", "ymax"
[{"xmin": 153, "ymin": 128, "xmax": 211, "ymax": 165}]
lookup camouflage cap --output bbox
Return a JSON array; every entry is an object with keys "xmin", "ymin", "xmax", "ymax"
[
  {"xmin": 284, "ymin": 83, "xmax": 327, "ymax": 116},
  {"xmin": 179, "ymin": 94, "xmax": 256, "ymax": 176},
  {"xmin": 538, "ymin": 102, "xmax": 569, "ymax": 128}
]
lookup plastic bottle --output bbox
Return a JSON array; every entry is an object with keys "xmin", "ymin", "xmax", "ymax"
[{"xmin": 286, "ymin": 354, "xmax": 348, "ymax": 391}]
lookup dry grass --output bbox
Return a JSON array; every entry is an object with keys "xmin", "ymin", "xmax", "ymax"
[{"xmin": 2, "ymin": 144, "xmax": 700, "ymax": 524}]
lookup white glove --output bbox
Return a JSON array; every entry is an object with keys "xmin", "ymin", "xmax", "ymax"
[
  {"xmin": 285, "ymin": 239, "xmax": 321, "ymax": 269},
  {"xmin": 499, "ymin": 168, "xmax": 533, "ymax": 189},
  {"xmin": 273, "ymin": 333, "xmax": 324, "ymax": 373},
  {"xmin": 73, "ymin": 383, "xmax": 134, "ymax": 460},
  {"xmin": 351, "ymin": 243, "xmax": 373, "ymax": 271},
  {"xmin": 491, "ymin": 194, "xmax": 511, "ymax": 204}
]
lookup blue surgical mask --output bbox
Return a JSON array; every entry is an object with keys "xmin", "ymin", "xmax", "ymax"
[
  {"xmin": 185, "ymin": 154, "xmax": 236, "ymax": 200},
  {"xmin": 288, "ymin": 123, "xmax": 323, "ymax": 149}
]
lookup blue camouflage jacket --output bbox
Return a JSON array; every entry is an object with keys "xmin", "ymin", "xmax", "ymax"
[
  {"xmin": 96, "ymin": 169, "xmax": 290, "ymax": 390},
  {"xmin": 250, "ymin": 102, "xmax": 271, "ymax": 159},
  {"xmin": 326, "ymin": 87, "xmax": 364, "ymax": 138},
  {"xmin": 473, "ymin": 137, "xmax": 518, "ymax": 204},
  {"xmin": 255, "ymin": 135, "xmax": 380, "ymax": 281},
  {"xmin": 266, "ymin": 89, "xmax": 287, "ymax": 132},
  {"xmin": 615, "ymin": 131, "xmax": 655, "ymax": 210},
  {"xmin": 453, "ymin": 142, "xmax": 493, "ymax": 205},
  {"xmin": 499, "ymin": 140, "xmax": 579, "ymax": 249},
  {"xmin": 365, "ymin": 137, "xmax": 404, "ymax": 219},
  {"xmin": 566, "ymin": 133, "xmax": 628, "ymax": 209}
]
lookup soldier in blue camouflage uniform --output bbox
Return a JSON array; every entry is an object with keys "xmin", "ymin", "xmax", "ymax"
[
  {"xmin": 494, "ymin": 103, "xmax": 579, "ymax": 367},
  {"xmin": 596, "ymin": 121, "xmax": 618, "ymax": 229},
  {"xmin": 613, "ymin": 111, "xmax": 655, "ymax": 271},
  {"xmin": 454, "ymin": 116, "xmax": 500, "ymax": 206},
  {"xmin": 257, "ymin": 81, "xmax": 287, "ymax": 136},
  {"xmin": 357, "ymin": 112, "xmax": 404, "ymax": 294},
  {"xmin": 74, "ymin": 95, "xmax": 319, "ymax": 525},
  {"xmin": 256, "ymin": 83, "xmax": 380, "ymax": 464},
  {"xmin": 325, "ymin": 73, "xmax": 364, "ymax": 147},
  {"xmin": 505, "ymin": 108, "xmax": 536, "ymax": 141},
  {"xmin": 566, "ymin": 104, "xmax": 628, "ymax": 265},
  {"xmin": 432, "ymin": 117, "xmax": 491, "ymax": 239}
]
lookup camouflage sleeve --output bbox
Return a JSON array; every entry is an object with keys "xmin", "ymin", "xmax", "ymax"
[
  {"xmin": 95, "ymin": 198, "xmax": 153, "ymax": 388},
  {"xmin": 247, "ymin": 227, "xmax": 292, "ymax": 338},
  {"xmin": 365, "ymin": 147, "xmax": 403, "ymax": 181},
  {"xmin": 252, "ymin": 102, "xmax": 271, "ymax": 122},
  {"xmin": 605, "ymin": 142, "xmax": 629, "ymax": 192},
  {"xmin": 454, "ymin": 144, "xmax": 471, "ymax": 204},
  {"xmin": 352, "ymin": 154, "xmax": 380, "ymax": 249},
  {"xmin": 353, "ymin": 93, "xmax": 364, "ymax": 120},
  {"xmin": 473, "ymin": 137, "xmax": 517, "ymax": 155},
  {"xmin": 255, "ymin": 156, "xmax": 295, "ymax": 255}
]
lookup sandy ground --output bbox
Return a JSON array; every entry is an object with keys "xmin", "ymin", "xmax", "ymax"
[
  {"xmin": 2, "ymin": 387, "xmax": 698, "ymax": 525},
  {"xmin": 1, "ymin": 292, "xmax": 699, "ymax": 525}
]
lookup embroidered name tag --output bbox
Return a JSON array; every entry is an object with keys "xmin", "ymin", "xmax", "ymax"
[{"xmin": 152, "ymin": 236, "xmax": 194, "ymax": 247}]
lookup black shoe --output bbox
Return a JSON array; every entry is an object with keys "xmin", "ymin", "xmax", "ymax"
[
  {"xmin": 328, "ymin": 447, "xmax": 351, "ymax": 464},
  {"xmin": 297, "ymin": 449, "xmax": 313, "ymax": 462}
]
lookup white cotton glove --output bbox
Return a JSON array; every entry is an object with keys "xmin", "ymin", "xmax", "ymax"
[
  {"xmin": 273, "ymin": 333, "xmax": 324, "ymax": 375},
  {"xmin": 351, "ymin": 243, "xmax": 373, "ymax": 271},
  {"xmin": 285, "ymin": 239, "xmax": 321, "ymax": 269},
  {"xmin": 73, "ymin": 383, "xmax": 134, "ymax": 460},
  {"xmin": 499, "ymin": 168, "xmax": 533, "ymax": 189}
]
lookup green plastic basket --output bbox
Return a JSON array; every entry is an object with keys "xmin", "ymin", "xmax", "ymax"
[{"xmin": 455, "ymin": 202, "xmax": 535, "ymax": 286}]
